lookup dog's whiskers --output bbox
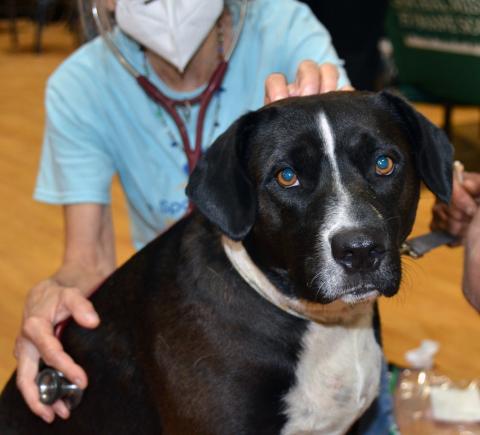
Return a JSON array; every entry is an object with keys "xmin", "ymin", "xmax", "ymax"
[
  {"xmin": 308, "ymin": 269, "xmax": 323, "ymax": 289},
  {"xmin": 314, "ymin": 278, "xmax": 329, "ymax": 301}
]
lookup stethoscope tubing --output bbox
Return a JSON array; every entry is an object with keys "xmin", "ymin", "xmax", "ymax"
[{"xmin": 136, "ymin": 60, "xmax": 228, "ymax": 173}]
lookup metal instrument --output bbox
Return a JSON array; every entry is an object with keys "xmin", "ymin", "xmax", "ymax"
[{"xmin": 36, "ymin": 368, "xmax": 83, "ymax": 410}]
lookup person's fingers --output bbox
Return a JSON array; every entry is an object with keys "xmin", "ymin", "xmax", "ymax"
[
  {"xmin": 14, "ymin": 280, "xmax": 98, "ymax": 421},
  {"xmin": 287, "ymin": 82, "xmax": 299, "ymax": 97},
  {"xmin": 451, "ymin": 178, "xmax": 477, "ymax": 217},
  {"xmin": 16, "ymin": 339, "xmax": 55, "ymax": 423},
  {"xmin": 318, "ymin": 63, "xmax": 339, "ymax": 93},
  {"xmin": 265, "ymin": 73, "xmax": 289, "ymax": 104},
  {"xmin": 294, "ymin": 61, "xmax": 340, "ymax": 95},
  {"xmin": 340, "ymin": 84, "xmax": 355, "ymax": 91},
  {"xmin": 431, "ymin": 200, "xmax": 471, "ymax": 237},
  {"xmin": 463, "ymin": 172, "xmax": 480, "ymax": 197},
  {"xmin": 265, "ymin": 62, "xmax": 342, "ymax": 104},
  {"xmin": 448, "ymin": 206, "xmax": 471, "ymax": 222},
  {"xmin": 448, "ymin": 220, "xmax": 468, "ymax": 238},
  {"xmin": 295, "ymin": 60, "xmax": 322, "ymax": 96},
  {"xmin": 52, "ymin": 400, "xmax": 71, "ymax": 419},
  {"xmin": 105, "ymin": 0, "xmax": 116, "ymax": 11},
  {"xmin": 23, "ymin": 317, "xmax": 88, "ymax": 389},
  {"xmin": 430, "ymin": 217, "xmax": 449, "ymax": 233},
  {"xmin": 430, "ymin": 202, "xmax": 450, "ymax": 232},
  {"xmin": 61, "ymin": 288, "xmax": 99, "ymax": 329}
]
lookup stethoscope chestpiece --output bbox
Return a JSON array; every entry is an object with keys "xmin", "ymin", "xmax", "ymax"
[{"xmin": 36, "ymin": 368, "xmax": 83, "ymax": 410}]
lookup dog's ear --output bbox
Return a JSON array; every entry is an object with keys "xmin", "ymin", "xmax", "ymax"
[
  {"xmin": 380, "ymin": 91, "xmax": 453, "ymax": 203},
  {"xmin": 186, "ymin": 114, "xmax": 256, "ymax": 240}
]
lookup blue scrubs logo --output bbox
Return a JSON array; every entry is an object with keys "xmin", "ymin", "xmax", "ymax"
[
  {"xmin": 159, "ymin": 199, "xmax": 188, "ymax": 216},
  {"xmin": 157, "ymin": 173, "xmax": 189, "ymax": 217}
]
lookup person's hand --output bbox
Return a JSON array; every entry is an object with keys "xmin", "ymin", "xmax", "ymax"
[
  {"xmin": 14, "ymin": 279, "xmax": 99, "ymax": 423},
  {"xmin": 463, "ymin": 206, "xmax": 480, "ymax": 311},
  {"xmin": 264, "ymin": 60, "xmax": 353, "ymax": 104},
  {"xmin": 430, "ymin": 171, "xmax": 480, "ymax": 238}
]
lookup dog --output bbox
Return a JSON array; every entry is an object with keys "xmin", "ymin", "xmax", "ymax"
[{"xmin": 1, "ymin": 91, "xmax": 452, "ymax": 434}]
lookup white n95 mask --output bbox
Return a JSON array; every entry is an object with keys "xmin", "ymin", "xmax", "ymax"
[{"xmin": 115, "ymin": 0, "xmax": 224, "ymax": 73}]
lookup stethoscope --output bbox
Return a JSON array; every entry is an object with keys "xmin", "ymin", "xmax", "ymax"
[
  {"xmin": 92, "ymin": 0, "xmax": 248, "ymax": 174},
  {"xmin": 36, "ymin": 0, "xmax": 248, "ymax": 409}
]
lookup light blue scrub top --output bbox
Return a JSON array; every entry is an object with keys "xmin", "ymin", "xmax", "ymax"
[{"xmin": 35, "ymin": 0, "xmax": 349, "ymax": 250}]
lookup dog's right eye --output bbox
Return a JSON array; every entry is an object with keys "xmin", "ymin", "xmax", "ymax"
[{"xmin": 276, "ymin": 167, "xmax": 299, "ymax": 188}]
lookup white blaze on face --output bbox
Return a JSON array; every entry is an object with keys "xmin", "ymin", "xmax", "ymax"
[
  {"xmin": 315, "ymin": 112, "xmax": 357, "ymax": 298},
  {"xmin": 319, "ymin": 112, "xmax": 345, "ymax": 196}
]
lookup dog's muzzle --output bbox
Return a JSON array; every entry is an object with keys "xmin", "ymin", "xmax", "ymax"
[{"xmin": 317, "ymin": 226, "xmax": 397, "ymax": 304}]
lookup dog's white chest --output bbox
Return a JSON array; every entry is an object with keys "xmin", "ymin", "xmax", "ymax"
[{"xmin": 281, "ymin": 312, "xmax": 382, "ymax": 435}]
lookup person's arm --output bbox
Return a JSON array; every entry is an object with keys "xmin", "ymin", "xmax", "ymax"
[
  {"xmin": 463, "ymin": 207, "xmax": 480, "ymax": 311},
  {"xmin": 15, "ymin": 203, "xmax": 116, "ymax": 423},
  {"xmin": 461, "ymin": 174, "xmax": 480, "ymax": 311},
  {"xmin": 430, "ymin": 171, "xmax": 480, "ymax": 311}
]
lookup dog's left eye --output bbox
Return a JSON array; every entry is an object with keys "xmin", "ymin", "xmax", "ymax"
[
  {"xmin": 375, "ymin": 156, "xmax": 395, "ymax": 176},
  {"xmin": 276, "ymin": 167, "xmax": 299, "ymax": 188}
]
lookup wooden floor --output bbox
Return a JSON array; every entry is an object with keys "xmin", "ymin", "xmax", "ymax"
[{"xmin": 1, "ymin": 20, "xmax": 479, "ymax": 397}]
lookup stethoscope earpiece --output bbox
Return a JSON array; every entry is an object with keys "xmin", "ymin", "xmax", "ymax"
[{"xmin": 36, "ymin": 368, "xmax": 83, "ymax": 410}]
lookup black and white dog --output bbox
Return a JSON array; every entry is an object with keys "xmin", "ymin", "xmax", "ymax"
[{"xmin": 1, "ymin": 91, "xmax": 452, "ymax": 434}]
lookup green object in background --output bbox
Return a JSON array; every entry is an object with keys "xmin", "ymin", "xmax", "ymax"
[
  {"xmin": 389, "ymin": 423, "xmax": 401, "ymax": 435},
  {"xmin": 387, "ymin": 0, "xmax": 480, "ymax": 105}
]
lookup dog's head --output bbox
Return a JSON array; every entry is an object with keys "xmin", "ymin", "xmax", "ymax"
[{"xmin": 187, "ymin": 91, "xmax": 453, "ymax": 305}]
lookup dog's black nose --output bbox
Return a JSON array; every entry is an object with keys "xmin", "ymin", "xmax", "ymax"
[{"xmin": 331, "ymin": 229, "xmax": 386, "ymax": 273}]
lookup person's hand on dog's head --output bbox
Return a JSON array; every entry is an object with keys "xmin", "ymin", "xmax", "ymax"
[{"xmin": 264, "ymin": 61, "xmax": 353, "ymax": 105}]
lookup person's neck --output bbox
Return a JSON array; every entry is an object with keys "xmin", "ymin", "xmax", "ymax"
[{"xmin": 145, "ymin": 11, "xmax": 232, "ymax": 93}]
